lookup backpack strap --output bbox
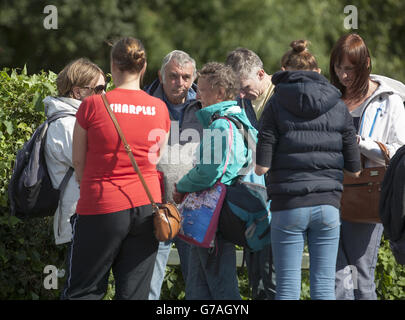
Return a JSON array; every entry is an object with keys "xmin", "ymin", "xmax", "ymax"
[
  {"xmin": 212, "ymin": 114, "xmax": 256, "ymax": 150},
  {"xmin": 208, "ymin": 114, "xmax": 235, "ymax": 178},
  {"xmin": 57, "ymin": 167, "xmax": 74, "ymax": 236},
  {"xmin": 58, "ymin": 167, "xmax": 74, "ymax": 191},
  {"xmin": 47, "ymin": 112, "xmax": 76, "ymax": 123},
  {"xmin": 211, "ymin": 114, "xmax": 256, "ymax": 177}
]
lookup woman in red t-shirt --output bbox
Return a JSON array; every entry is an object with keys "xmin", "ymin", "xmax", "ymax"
[{"xmin": 62, "ymin": 37, "xmax": 170, "ymax": 300}]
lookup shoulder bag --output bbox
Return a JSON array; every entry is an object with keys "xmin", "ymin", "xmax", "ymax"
[{"xmin": 340, "ymin": 141, "xmax": 389, "ymax": 223}]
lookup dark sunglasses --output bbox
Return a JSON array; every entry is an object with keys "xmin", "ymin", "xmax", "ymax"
[{"xmin": 82, "ymin": 84, "xmax": 107, "ymax": 94}]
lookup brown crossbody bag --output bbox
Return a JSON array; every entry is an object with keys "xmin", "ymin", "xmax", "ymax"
[
  {"xmin": 340, "ymin": 141, "xmax": 389, "ymax": 224},
  {"xmin": 101, "ymin": 94, "xmax": 181, "ymax": 241}
]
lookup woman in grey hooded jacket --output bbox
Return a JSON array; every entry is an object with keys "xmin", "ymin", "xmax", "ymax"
[
  {"xmin": 330, "ymin": 33, "xmax": 405, "ymax": 300},
  {"xmin": 44, "ymin": 58, "xmax": 105, "ymax": 245}
]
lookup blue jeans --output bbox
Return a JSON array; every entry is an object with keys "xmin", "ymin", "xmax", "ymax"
[
  {"xmin": 186, "ymin": 235, "xmax": 241, "ymax": 300},
  {"xmin": 148, "ymin": 236, "xmax": 191, "ymax": 300},
  {"xmin": 271, "ymin": 205, "xmax": 340, "ymax": 300},
  {"xmin": 335, "ymin": 220, "xmax": 383, "ymax": 300}
]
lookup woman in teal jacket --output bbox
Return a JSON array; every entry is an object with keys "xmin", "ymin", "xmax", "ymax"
[{"xmin": 173, "ymin": 62, "xmax": 257, "ymax": 300}]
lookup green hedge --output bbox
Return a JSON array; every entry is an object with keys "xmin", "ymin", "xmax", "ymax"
[
  {"xmin": 0, "ymin": 67, "xmax": 65, "ymax": 299},
  {"xmin": 1, "ymin": 67, "xmax": 404, "ymax": 300}
]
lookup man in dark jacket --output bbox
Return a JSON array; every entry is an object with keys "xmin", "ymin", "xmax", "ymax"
[
  {"xmin": 226, "ymin": 48, "xmax": 276, "ymax": 300},
  {"xmin": 144, "ymin": 50, "xmax": 203, "ymax": 300}
]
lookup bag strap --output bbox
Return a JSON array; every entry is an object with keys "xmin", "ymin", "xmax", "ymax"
[
  {"xmin": 213, "ymin": 114, "xmax": 255, "ymax": 177},
  {"xmin": 209, "ymin": 115, "xmax": 234, "ymax": 180},
  {"xmin": 376, "ymin": 141, "xmax": 390, "ymax": 166},
  {"xmin": 101, "ymin": 94, "xmax": 159, "ymax": 211},
  {"xmin": 222, "ymin": 118, "xmax": 233, "ymax": 177},
  {"xmin": 57, "ymin": 167, "xmax": 74, "ymax": 237},
  {"xmin": 47, "ymin": 112, "xmax": 76, "ymax": 123},
  {"xmin": 58, "ymin": 167, "xmax": 74, "ymax": 191},
  {"xmin": 225, "ymin": 115, "xmax": 255, "ymax": 148},
  {"xmin": 360, "ymin": 141, "xmax": 390, "ymax": 168}
]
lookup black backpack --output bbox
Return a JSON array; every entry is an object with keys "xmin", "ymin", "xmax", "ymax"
[{"xmin": 8, "ymin": 112, "xmax": 75, "ymax": 219}]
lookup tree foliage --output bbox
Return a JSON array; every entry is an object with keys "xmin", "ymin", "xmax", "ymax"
[{"xmin": 1, "ymin": 0, "xmax": 404, "ymax": 83}]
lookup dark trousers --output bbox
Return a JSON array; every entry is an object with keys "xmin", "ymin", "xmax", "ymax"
[
  {"xmin": 61, "ymin": 205, "xmax": 158, "ymax": 300},
  {"xmin": 335, "ymin": 220, "xmax": 383, "ymax": 300}
]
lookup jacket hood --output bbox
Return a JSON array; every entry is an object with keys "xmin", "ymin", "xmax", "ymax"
[
  {"xmin": 370, "ymin": 74, "xmax": 405, "ymax": 101},
  {"xmin": 196, "ymin": 100, "xmax": 253, "ymax": 130},
  {"xmin": 271, "ymin": 70, "xmax": 342, "ymax": 119},
  {"xmin": 43, "ymin": 96, "xmax": 81, "ymax": 118}
]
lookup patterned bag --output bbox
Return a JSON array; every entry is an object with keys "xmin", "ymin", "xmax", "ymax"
[
  {"xmin": 177, "ymin": 118, "xmax": 233, "ymax": 248},
  {"xmin": 177, "ymin": 182, "xmax": 227, "ymax": 247}
]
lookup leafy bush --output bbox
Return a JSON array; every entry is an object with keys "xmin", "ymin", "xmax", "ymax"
[
  {"xmin": 0, "ymin": 66, "xmax": 66, "ymax": 299},
  {"xmin": 375, "ymin": 238, "xmax": 405, "ymax": 300}
]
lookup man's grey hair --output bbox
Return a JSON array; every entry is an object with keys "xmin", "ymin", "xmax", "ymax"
[
  {"xmin": 225, "ymin": 48, "xmax": 263, "ymax": 80},
  {"xmin": 160, "ymin": 50, "xmax": 197, "ymax": 82}
]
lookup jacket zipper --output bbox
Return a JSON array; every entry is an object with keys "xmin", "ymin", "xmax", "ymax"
[
  {"xmin": 358, "ymin": 95, "xmax": 385, "ymax": 137},
  {"xmin": 368, "ymin": 106, "xmax": 382, "ymax": 137}
]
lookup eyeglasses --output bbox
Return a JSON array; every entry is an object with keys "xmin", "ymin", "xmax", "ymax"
[{"xmin": 82, "ymin": 84, "xmax": 107, "ymax": 94}]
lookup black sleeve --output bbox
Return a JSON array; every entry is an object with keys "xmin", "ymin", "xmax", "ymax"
[
  {"xmin": 342, "ymin": 107, "xmax": 361, "ymax": 172},
  {"xmin": 256, "ymin": 102, "xmax": 278, "ymax": 168}
]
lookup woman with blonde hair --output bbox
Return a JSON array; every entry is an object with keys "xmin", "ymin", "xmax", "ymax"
[
  {"xmin": 62, "ymin": 37, "xmax": 171, "ymax": 300},
  {"xmin": 255, "ymin": 40, "xmax": 361, "ymax": 299},
  {"xmin": 44, "ymin": 58, "xmax": 106, "ymax": 246}
]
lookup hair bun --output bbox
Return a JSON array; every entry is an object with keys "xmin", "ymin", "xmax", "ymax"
[
  {"xmin": 290, "ymin": 40, "xmax": 308, "ymax": 53},
  {"xmin": 129, "ymin": 47, "xmax": 146, "ymax": 64},
  {"xmin": 111, "ymin": 37, "xmax": 146, "ymax": 73},
  {"xmin": 281, "ymin": 39, "xmax": 318, "ymax": 71}
]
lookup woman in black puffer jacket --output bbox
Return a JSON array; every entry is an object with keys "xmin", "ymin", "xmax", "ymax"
[{"xmin": 255, "ymin": 40, "xmax": 361, "ymax": 300}]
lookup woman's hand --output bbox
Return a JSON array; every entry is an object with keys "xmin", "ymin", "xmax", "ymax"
[
  {"xmin": 172, "ymin": 184, "xmax": 185, "ymax": 204},
  {"xmin": 255, "ymin": 164, "xmax": 270, "ymax": 176}
]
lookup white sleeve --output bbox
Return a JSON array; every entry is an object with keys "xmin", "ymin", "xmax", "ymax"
[
  {"xmin": 46, "ymin": 118, "xmax": 75, "ymax": 168},
  {"xmin": 358, "ymin": 137, "xmax": 386, "ymax": 166},
  {"xmin": 359, "ymin": 94, "xmax": 405, "ymax": 165},
  {"xmin": 386, "ymin": 95, "xmax": 405, "ymax": 157}
]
